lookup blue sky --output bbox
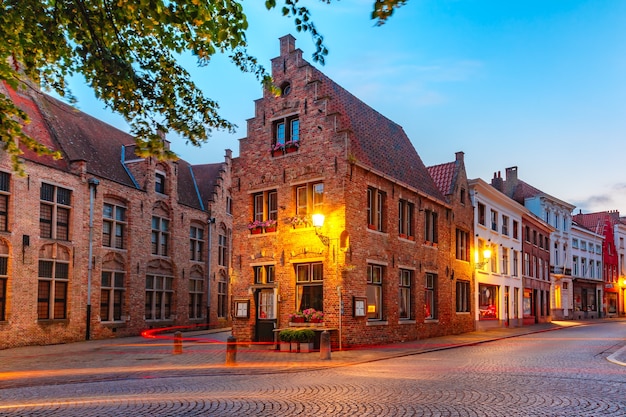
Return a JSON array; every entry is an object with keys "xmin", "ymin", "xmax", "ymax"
[{"xmin": 65, "ymin": 0, "xmax": 626, "ymax": 214}]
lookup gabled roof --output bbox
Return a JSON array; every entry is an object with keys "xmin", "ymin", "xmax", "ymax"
[
  {"xmin": 428, "ymin": 161, "xmax": 456, "ymax": 196},
  {"xmin": 573, "ymin": 210, "xmax": 622, "ymax": 236},
  {"xmin": 191, "ymin": 163, "xmax": 223, "ymax": 207},
  {"xmin": 308, "ymin": 64, "xmax": 444, "ymax": 202},
  {"xmin": 3, "ymin": 83, "xmax": 219, "ymax": 212}
]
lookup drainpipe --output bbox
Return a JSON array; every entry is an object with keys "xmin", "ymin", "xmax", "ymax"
[
  {"xmin": 207, "ymin": 217, "xmax": 216, "ymax": 328},
  {"xmin": 86, "ymin": 178, "xmax": 100, "ymax": 340}
]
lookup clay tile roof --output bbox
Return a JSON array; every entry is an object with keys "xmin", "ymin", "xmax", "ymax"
[
  {"xmin": 317, "ymin": 74, "xmax": 443, "ymax": 201},
  {"xmin": 427, "ymin": 161, "xmax": 456, "ymax": 196}
]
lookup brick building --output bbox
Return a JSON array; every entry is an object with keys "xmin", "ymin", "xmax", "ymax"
[
  {"xmin": 573, "ymin": 210, "xmax": 623, "ymax": 318},
  {"xmin": 0, "ymin": 81, "xmax": 232, "ymax": 349},
  {"xmin": 230, "ymin": 35, "xmax": 475, "ymax": 348}
]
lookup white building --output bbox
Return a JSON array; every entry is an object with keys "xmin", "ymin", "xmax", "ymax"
[
  {"xmin": 570, "ymin": 223, "xmax": 604, "ymax": 319},
  {"xmin": 469, "ymin": 178, "xmax": 525, "ymax": 330}
]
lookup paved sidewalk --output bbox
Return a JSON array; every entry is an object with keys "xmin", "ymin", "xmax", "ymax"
[{"xmin": 1, "ymin": 319, "xmax": 624, "ymax": 389}]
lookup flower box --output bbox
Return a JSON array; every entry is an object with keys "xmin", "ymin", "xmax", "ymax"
[
  {"xmin": 408, "ymin": 235, "xmax": 415, "ymax": 241},
  {"xmin": 264, "ymin": 226, "xmax": 276, "ymax": 233},
  {"xmin": 250, "ymin": 227, "xmax": 262, "ymax": 235},
  {"xmin": 290, "ymin": 342, "xmax": 300, "ymax": 352},
  {"xmin": 368, "ymin": 224, "xmax": 377, "ymax": 230},
  {"xmin": 399, "ymin": 233, "xmax": 407, "ymax": 239},
  {"xmin": 299, "ymin": 342, "xmax": 314, "ymax": 353},
  {"xmin": 285, "ymin": 146, "xmax": 298, "ymax": 154},
  {"xmin": 271, "ymin": 149, "xmax": 283, "ymax": 157},
  {"xmin": 279, "ymin": 342, "xmax": 290, "ymax": 352}
]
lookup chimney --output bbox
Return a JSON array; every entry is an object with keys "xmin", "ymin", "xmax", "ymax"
[
  {"xmin": 279, "ymin": 34, "xmax": 296, "ymax": 57},
  {"xmin": 491, "ymin": 171, "xmax": 503, "ymax": 192},
  {"xmin": 455, "ymin": 151, "xmax": 464, "ymax": 163}
]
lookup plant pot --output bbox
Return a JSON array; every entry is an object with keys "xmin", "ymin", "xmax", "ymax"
[
  {"xmin": 271, "ymin": 149, "xmax": 283, "ymax": 157},
  {"xmin": 285, "ymin": 146, "xmax": 298, "ymax": 154},
  {"xmin": 291, "ymin": 317, "xmax": 305, "ymax": 323},
  {"xmin": 368, "ymin": 224, "xmax": 376, "ymax": 230},
  {"xmin": 279, "ymin": 342, "xmax": 290, "ymax": 352},
  {"xmin": 399, "ymin": 233, "xmax": 407, "ymax": 239},
  {"xmin": 264, "ymin": 226, "xmax": 276, "ymax": 233},
  {"xmin": 309, "ymin": 318, "xmax": 322, "ymax": 323},
  {"xmin": 250, "ymin": 227, "xmax": 262, "ymax": 235},
  {"xmin": 299, "ymin": 342, "xmax": 314, "ymax": 353},
  {"xmin": 408, "ymin": 235, "xmax": 415, "ymax": 241},
  {"xmin": 290, "ymin": 342, "xmax": 299, "ymax": 352}
]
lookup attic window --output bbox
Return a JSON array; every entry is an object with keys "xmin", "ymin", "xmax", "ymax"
[
  {"xmin": 155, "ymin": 171, "xmax": 166, "ymax": 194},
  {"xmin": 280, "ymin": 82, "xmax": 291, "ymax": 97}
]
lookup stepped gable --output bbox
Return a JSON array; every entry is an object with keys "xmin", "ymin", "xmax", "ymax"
[
  {"xmin": 191, "ymin": 163, "xmax": 223, "ymax": 207},
  {"xmin": 428, "ymin": 161, "xmax": 456, "ymax": 197},
  {"xmin": 313, "ymin": 68, "xmax": 444, "ymax": 201}
]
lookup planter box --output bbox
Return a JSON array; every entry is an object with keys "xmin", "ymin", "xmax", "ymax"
[
  {"xmin": 299, "ymin": 342, "xmax": 314, "ymax": 353},
  {"xmin": 290, "ymin": 342, "xmax": 299, "ymax": 352},
  {"xmin": 279, "ymin": 342, "xmax": 290, "ymax": 352}
]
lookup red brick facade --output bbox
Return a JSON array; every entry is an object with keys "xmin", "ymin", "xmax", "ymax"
[
  {"xmin": 230, "ymin": 36, "xmax": 475, "ymax": 348},
  {"xmin": 0, "ymin": 83, "xmax": 232, "ymax": 349}
]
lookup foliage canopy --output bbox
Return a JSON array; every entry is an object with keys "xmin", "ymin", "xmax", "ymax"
[{"xmin": 1, "ymin": 0, "xmax": 405, "ymax": 172}]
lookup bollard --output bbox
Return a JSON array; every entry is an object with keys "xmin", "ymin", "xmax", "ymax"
[
  {"xmin": 319, "ymin": 330, "xmax": 331, "ymax": 360},
  {"xmin": 173, "ymin": 331, "xmax": 183, "ymax": 355},
  {"xmin": 225, "ymin": 335, "xmax": 237, "ymax": 366}
]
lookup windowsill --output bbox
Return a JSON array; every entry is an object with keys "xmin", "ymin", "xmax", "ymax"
[
  {"xmin": 399, "ymin": 319, "xmax": 416, "ymax": 324},
  {"xmin": 424, "ymin": 319, "xmax": 439, "ymax": 324},
  {"xmin": 102, "ymin": 321, "xmax": 128, "ymax": 328},
  {"xmin": 366, "ymin": 320, "xmax": 389, "ymax": 326},
  {"xmin": 37, "ymin": 319, "xmax": 69, "ymax": 325},
  {"xmin": 455, "ymin": 312, "xmax": 471, "ymax": 315},
  {"xmin": 398, "ymin": 235, "xmax": 416, "ymax": 242},
  {"xmin": 367, "ymin": 228, "xmax": 387, "ymax": 235}
]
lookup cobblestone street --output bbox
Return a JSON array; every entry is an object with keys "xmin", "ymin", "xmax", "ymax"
[{"xmin": 1, "ymin": 320, "xmax": 625, "ymax": 416}]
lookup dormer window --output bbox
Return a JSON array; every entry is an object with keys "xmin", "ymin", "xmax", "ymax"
[
  {"xmin": 155, "ymin": 171, "xmax": 166, "ymax": 194},
  {"xmin": 280, "ymin": 82, "xmax": 291, "ymax": 96}
]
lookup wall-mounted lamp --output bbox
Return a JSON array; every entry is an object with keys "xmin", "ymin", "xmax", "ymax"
[
  {"xmin": 475, "ymin": 248, "xmax": 492, "ymax": 269},
  {"xmin": 312, "ymin": 213, "xmax": 330, "ymax": 246}
]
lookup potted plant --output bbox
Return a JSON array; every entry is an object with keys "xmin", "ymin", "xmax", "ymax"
[
  {"xmin": 309, "ymin": 310, "xmax": 324, "ymax": 323},
  {"xmin": 247, "ymin": 220, "xmax": 263, "ymax": 234},
  {"xmin": 295, "ymin": 329, "xmax": 315, "ymax": 353},
  {"xmin": 263, "ymin": 219, "xmax": 277, "ymax": 233},
  {"xmin": 284, "ymin": 140, "xmax": 300, "ymax": 153},
  {"xmin": 271, "ymin": 142, "xmax": 285, "ymax": 156},
  {"xmin": 278, "ymin": 329, "xmax": 294, "ymax": 352},
  {"xmin": 289, "ymin": 215, "xmax": 310, "ymax": 228},
  {"xmin": 289, "ymin": 311, "xmax": 306, "ymax": 323}
]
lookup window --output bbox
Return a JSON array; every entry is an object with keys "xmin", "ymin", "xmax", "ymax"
[
  {"xmin": 367, "ymin": 187, "xmax": 386, "ymax": 232},
  {"xmin": 581, "ymin": 258, "xmax": 587, "ymax": 277},
  {"xmin": 572, "ymin": 239, "xmax": 579, "ymax": 249},
  {"xmin": 456, "ymin": 280, "xmax": 470, "ymax": 313},
  {"xmin": 424, "ymin": 210, "xmax": 438, "ymax": 244},
  {"xmin": 479, "ymin": 283, "xmax": 498, "ymax": 319},
  {"xmin": 424, "ymin": 273, "xmax": 437, "ymax": 319},
  {"xmin": 0, "ymin": 171, "xmax": 9, "ymax": 232},
  {"xmin": 155, "ymin": 171, "xmax": 166, "ymax": 194},
  {"xmin": 573, "ymin": 256, "xmax": 579, "ymax": 276},
  {"xmin": 296, "ymin": 262, "xmax": 323, "ymax": 312},
  {"xmin": 103, "ymin": 202, "xmax": 126, "ymax": 249},
  {"xmin": 101, "ymin": 270, "xmax": 124, "ymax": 321},
  {"xmin": 226, "ymin": 196, "xmax": 232, "ymax": 215},
  {"xmin": 513, "ymin": 250, "xmax": 519, "ymax": 276},
  {"xmin": 502, "ymin": 248, "xmax": 509, "ymax": 275},
  {"xmin": 254, "ymin": 265, "xmax": 275, "ymax": 284},
  {"xmin": 40, "ymin": 183, "xmax": 71, "ymax": 240},
  {"xmin": 478, "ymin": 203, "xmax": 486, "ymax": 226},
  {"xmin": 151, "ymin": 216, "xmax": 170, "ymax": 256},
  {"xmin": 145, "ymin": 274, "xmax": 173, "ymax": 320},
  {"xmin": 367, "ymin": 264, "xmax": 383, "ymax": 320},
  {"xmin": 525, "ymin": 226, "xmax": 531, "ymax": 242},
  {"xmin": 296, "ymin": 182, "xmax": 323, "ymax": 216},
  {"xmin": 190, "ymin": 225, "xmax": 204, "ymax": 261},
  {"xmin": 399, "ymin": 269, "xmax": 412, "ymax": 319},
  {"xmin": 218, "ymin": 229, "xmax": 229, "ymax": 267},
  {"xmin": 524, "ymin": 252, "xmax": 530, "ymax": 276},
  {"xmin": 0, "ymin": 243, "xmax": 7, "ymax": 321},
  {"xmin": 513, "ymin": 220, "xmax": 519, "ymax": 239},
  {"xmin": 273, "ymin": 115, "xmax": 300, "ymax": 149},
  {"xmin": 533, "ymin": 230, "xmax": 537, "ymax": 246},
  {"xmin": 217, "ymin": 271, "xmax": 228, "ymax": 318},
  {"xmin": 460, "ymin": 188, "xmax": 466, "ymax": 205},
  {"xmin": 456, "ymin": 229, "xmax": 470, "ymax": 261},
  {"xmin": 532, "ymin": 255, "xmax": 537, "ymax": 277},
  {"xmin": 188, "ymin": 270, "xmax": 203, "ymax": 319},
  {"xmin": 502, "ymin": 215, "xmax": 509, "ymax": 236},
  {"xmin": 490, "ymin": 210, "xmax": 498, "ymax": 231},
  {"xmin": 398, "ymin": 199, "xmax": 414, "ymax": 238},
  {"xmin": 38, "ymin": 258, "xmax": 69, "ymax": 320},
  {"xmin": 253, "ymin": 190, "xmax": 278, "ymax": 224},
  {"xmin": 554, "ymin": 242, "xmax": 560, "ymax": 266},
  {"xmin": 581, "ymin": 241, "xmax": 587, "ymax": 251}
]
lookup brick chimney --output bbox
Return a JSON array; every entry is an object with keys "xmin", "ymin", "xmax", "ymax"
[
  {"xmin": 279, "ymin": 34, "xmax": 296, "ymax": 57},
  {"xmin": 491, "ymin": 171, "xmax": 503, "ymax": 192}
]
